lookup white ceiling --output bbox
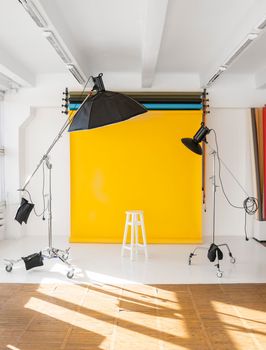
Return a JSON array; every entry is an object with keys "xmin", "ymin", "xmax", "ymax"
[
  {"xmin": 157, "ymin": 0, "xmax": 255, "ymax": 73},
  {"xmin": 1, "ymin": 0, "xmax": 266, "ymax": 90}
]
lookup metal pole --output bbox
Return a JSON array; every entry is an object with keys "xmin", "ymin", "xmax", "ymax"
[
  {"xmin": 212, "ymin": 150, "xmax": 217, "ymax": 244},
  {"xmin": 45, "ymin": 157, "xmax": 52, "ymax": 249},
  {"xmin": 20, "ymin": 118, "xmax": 71, "ymax": 191}
]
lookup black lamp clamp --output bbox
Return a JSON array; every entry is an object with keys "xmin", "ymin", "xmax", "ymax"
[
  {"xmin": 61, "ymin": 87, "xmax": 69, "ymax": 115},
  {"xmin": 92, "ymin": 73, "xmax": 105, "ymax": 92}
]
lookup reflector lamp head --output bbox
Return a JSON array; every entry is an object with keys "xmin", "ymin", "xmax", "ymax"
[{"xmin": 181, "ymin": 123, "xmax": 211, "ymax": 155}]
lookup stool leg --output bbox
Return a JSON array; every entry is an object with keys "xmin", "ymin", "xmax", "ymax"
[
  {"xmin": 140, "ymin": 213, "xmax": 148, "ymax": 259},
  {"xmin": 121, "ymin": 213, "xmax": 130, "ymax": 257},
  {"xmin": 130, "ymin": 213, "xmax": 135, "ymax": 261},
  {"xmin": 135, "ymin": 218, "xmax": 139, "ymax": 258}
]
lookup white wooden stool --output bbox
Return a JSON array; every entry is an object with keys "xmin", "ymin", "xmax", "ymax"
[{"xmin": 121, "ymin": 210, "xmax": 148, "ymax": 260}]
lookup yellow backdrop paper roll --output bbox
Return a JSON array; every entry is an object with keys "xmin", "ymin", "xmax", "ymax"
[{"xmin": 70, "ymin": 110, "xmax": 202, "ymax": 243}]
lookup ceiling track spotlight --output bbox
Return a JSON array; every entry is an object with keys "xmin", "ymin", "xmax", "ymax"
[
  {"xmin": 206, "ymin": 67, "xmax": 226, "ymax": 87},
  {"xmin": 206, "ymin": 33, "xmax": 259, "ymax": 87},
  {"xmin": 43, "ymin": 30, "xmax": 72, "ymax": 64},
  {"xmin": 224, "ymin": 37, "xmax": 255, "ymax": 67},
  {"xmin": 18, "ymin": 0, "xmax": 47, "ymax": 28},
  {"xmin": 66, "ymin": 64, "xmax": 86, "ymax": 85},
  {"xmin": 257, "ymin": 17, "xmax": 266, "ymax": 30}
]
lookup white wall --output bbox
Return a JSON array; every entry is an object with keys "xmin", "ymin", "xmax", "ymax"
[
  {"xmin": 2, "ymin": 74, "xmax": 74, "ymax": 239},
  {"xmin": 3, "ymin": 101, "xmax": 31, "ymax": 238},
  {"xmin": 22, "ymin": 107, "xmax": 70, "ymax": 237},
  {"xmin": 2, "ymin": 73, "xmax": 265, "ymax": 240},
  {"xmin": 203, "ymin": 108, "xmax": 254, "ymax": 239},
  {"xmin": 11, "ymin": 106, "xmax": 256, "ymax": 240}
]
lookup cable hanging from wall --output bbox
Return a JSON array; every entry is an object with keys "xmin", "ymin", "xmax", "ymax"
[
  {"xmin": 211, "ymin": 128, "xmax": 258, "ymax": 240},
  {"xmin": 185, "ymin": 92, "xmax": 258, "ymax": 241}
]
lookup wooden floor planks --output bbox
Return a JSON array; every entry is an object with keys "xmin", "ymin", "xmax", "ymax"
[{"xmin": 0, "ymin": 283, "xmax": 265, "ymax": 349}]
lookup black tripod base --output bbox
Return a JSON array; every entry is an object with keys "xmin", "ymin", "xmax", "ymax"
[{"xmin": 188, "ymin": 243, "xmax": 236, "ymax": 278}]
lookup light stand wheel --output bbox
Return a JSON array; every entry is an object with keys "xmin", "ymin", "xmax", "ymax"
[
  {"xmin": 67, "ymin": 269, "xmax": 74, "ymax": 279},
  {"xmin": 188, "ymin": 253, "xmax": 194, "ymax": 265},
  {"xmin": 5, "ymin": 264, "xmax": 13, "ymax": 273},
  {"xmin": 215, "ymin": 262, "xmax": 223, "ymax": 278},
  {"xmin": 217, "ymin": 271, "xmax": 223, "ymax": 278},
  {"xmin": 230, "ymin": 257, "xmax": 236, "ymax": 264}
]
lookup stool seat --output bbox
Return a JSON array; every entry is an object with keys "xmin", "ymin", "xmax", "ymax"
[{"xmin": 121, "ymin": 210, "xmax": 148, "ymax": 260}]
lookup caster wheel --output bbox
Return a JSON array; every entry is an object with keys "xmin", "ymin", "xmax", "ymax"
[
  {"xmin": 67, "ymin": 270, "xmax": 74, "ymax": 279},
  {"xmin": 230, "ymin": 257, "xmax": 236, "ymax": 264},
  {"xmin": 62, "ymin": 254, "xmax": 69, "ymax": 260},
  {"xmin": 217, "ymin": 271, "xmax": 223, "ymax": 278},
  {"xmin": 5, "ymin": 264, "xmax": 13, "ymax": 273},
  {"xmin": 188, "ymin": 259, "xmax": 191, "ymax": 265}
]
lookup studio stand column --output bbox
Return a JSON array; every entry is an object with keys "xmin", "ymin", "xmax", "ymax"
[
  {"xmin": 41, "ymin": 156, "xmax": 75, "ymax": 279},
  {"xmin": 188, "ymin": 149, "xmax": 236, "ymax": 278},
  {"xmin": 4, "ymin": 155, "xmax": 75, "ymax": 279}
]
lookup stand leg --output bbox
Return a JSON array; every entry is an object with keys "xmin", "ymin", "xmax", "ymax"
[
  {"xmin": 4, "ymin": 258, "xmax": 22, "ymax": 272},
  {"xmin": 130, "ymin": 214, "xmax": 134, "ymax": 261},
  {"xmin": 42, "ymin": 247, "xmax": 75, "ymax": 278},
  {"xmin": 140, "ymin": 213, "xmax": 148, "ymax": 260},
  {"xmin": 188, "ymin": 246, "xmax": 208, "ymax": 265},
  {"xmin": 135, "ymin": 222, "xmax": 138, "ymax": 258},
  {"xmin": 218, "ymin": 243, "xmax": 236, "ymax": 263},
  {"xmin": 121, "ymin": 213, "xmax": 129, "ymax": 257}
]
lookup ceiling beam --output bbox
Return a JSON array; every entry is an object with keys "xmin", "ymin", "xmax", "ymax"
[
  {"xmin": 141, "ymin": 0, "xmax": 169, "ymax": 88},
  {"xmin": 0, "ymin": 48, "xmax": 35, "ymax": 87},
  {"xmin": 37, "ymin": 0, "xmax": 89, "ymax": 79}
]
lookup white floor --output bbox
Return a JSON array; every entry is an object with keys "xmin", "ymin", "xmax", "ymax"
[{"xmin": 0, "ymin": 235, "xmax": 265, "ymax": 285}]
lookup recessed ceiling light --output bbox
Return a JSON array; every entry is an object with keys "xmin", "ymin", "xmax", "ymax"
[
  {"xmin": 247, "ymin": 32, "xmax": 259, "ymax": 40},
  {"xmin": 18, "ymin": 0, "xmax": 47, "ymax": 28},
  {"xmin": 66, "ymin": 64, "xmax": 86, "ymax": 85},
  {"xmin": 42, "ymin": 30, "xmax": 52, "ymax": 38},
  {"xmin": 257, "ymin": 18, "xmax": 266, "ymax": 30},
  {"xmin": 218, "ymin": 65, "xmax": 227, "ymax": 71},
  {"xmin": 43, "ymin": 30, "xmax": 72, "ymax": 64}
]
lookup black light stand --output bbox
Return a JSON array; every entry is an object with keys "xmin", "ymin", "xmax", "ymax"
[
  {"xmin": 4, "ymin": 73, "xmax": 147, "ymax": 279},
  {"xmin": 182, "ymin": 117, "xmax": 258, "ymax": 277},
  {"xmin": 4, "ymin": 102, "xmax": 76, "ymax": 278},
  {"xmin": 187, "ymin": 145, "xmax": 235, "ymax": 278}
]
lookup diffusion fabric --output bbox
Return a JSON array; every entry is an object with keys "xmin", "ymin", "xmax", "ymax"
[{"xmin": 251, "ymin": 107, "xmax": 266, "ymax": 220}]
